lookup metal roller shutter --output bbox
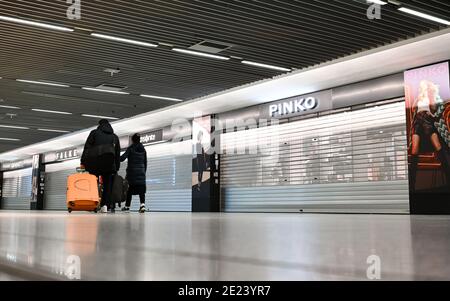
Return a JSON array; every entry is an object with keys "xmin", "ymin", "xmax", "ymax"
[
  {"xmin": 119, "ymin": 140, "xmax": 192, "ymax": 211},
  {"xmin": 1, "ymin": 168, "xmax": 32, "ymax": 210},
  {"xmin": 44, "ymin": 160, "xmax": 80, "ymax": 210},
  {"xmin": 43, "ymin": 140, "xmax": 192, "ymax": 212},
  {"xmin": 221, "ymin": 101, "xmax": 410, "ymax": 213},
  {"xmin": 145, "ymin": 140, "xmax": 192, "ymax": 212}
]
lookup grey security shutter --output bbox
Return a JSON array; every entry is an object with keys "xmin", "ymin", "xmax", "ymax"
[
  {"xmin": 118, "ymin": 141, "xmax": 192, "ymax": 211},
  {"xmin": 221, "ymin": 101, "xmax": 410, "ymax": 213},
  {"xmin": 145, "ymin": 140, "xmax": 192, "ymax": 212},
  {"xmin": 44, "ymin": 160, "xmax": 79, "ymax": 210},
  {"xmin": 1, "ymin": 168, "xmax": 32, "ymax": 210}
]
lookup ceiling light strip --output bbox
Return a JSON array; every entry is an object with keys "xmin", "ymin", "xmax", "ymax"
[
  {"xmin": 241, "ymin": 60, "xmax": 292, "ymax": 72},
  {"xmin": 0, "ymin": 125, "xmax": 29, "ymax": 130},
  {"xmin": 172, "ymin": 48, "xmax": 230, "ymax": 60},
  {"xmin": 37, "ymin": 128, "xmax": 70, "ymax": 133},
  {"xmin": 0, "ymin": 15, "xmax": 74, "ymax": 32},
  {"xmin": 91, "ymin": 33, "xmax": 158, "ymax": 48},
  {"xmin": 0, "ymin": 105, "xmax": 21, "ymax": 109},
  {"xmin": 82, "ymin": 87, "xmax": 130, "ymax": 95},
  {"xmin": 398, "ymin": 7, "xmax": 450, "ymax": 25},
  {"xmin": 140, "ymin": 94, "xmax": 183, "ymax": 102},
  {"xmin": 0, "ymin": 137, "xmax": 21, "ymax": 141},
  {"xmin": 82, "ymin": 114, "xmax": 119, "ymax": 120},
  {"xmin": 32, "ymin": 109, "xmax": 73, "ymax": 115},
  {"xmin": 367, "ymin": 0, "xmax": 387, "ymax": 5},
  {"xmin": 17, "ymin": 79, "xmax": 70, "ymax": 88}
]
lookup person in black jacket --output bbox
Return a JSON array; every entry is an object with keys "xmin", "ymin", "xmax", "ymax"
[
  {"xmin": 81, "ymin": 119, "xmax": 121, "ymax": 213},
  {"xmin": 120, "ymin": 134, "xmax": 147, "ymax": 213}
]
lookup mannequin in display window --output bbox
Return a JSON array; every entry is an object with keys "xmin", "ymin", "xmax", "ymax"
[{"xmin": 195, "ymin": 130, "xmax": 207, "ymax": 192}]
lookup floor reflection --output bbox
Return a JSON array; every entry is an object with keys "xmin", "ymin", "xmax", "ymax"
[{"xmin": 0, "ymin": 211, "xmax": 449, "ymax": 280}]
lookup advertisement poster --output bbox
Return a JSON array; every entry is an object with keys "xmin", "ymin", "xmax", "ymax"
[
  {"xmin": 31, "ymin": 154, "xmax": 40, "ymax": 203},
  {"xmin": 192, "ymin": 116, "xmax": 211, "ymax": 201},
  {"xmin": 404, "ymin": 62, "xmax": 450, "ymax": 206}
]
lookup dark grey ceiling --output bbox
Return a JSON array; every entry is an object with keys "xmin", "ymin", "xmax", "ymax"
[{"xmin": 0, "ymin": 0, "xmax": 449, "ymax": 153}]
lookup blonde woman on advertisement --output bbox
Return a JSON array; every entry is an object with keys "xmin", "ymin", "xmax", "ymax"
[{"xmin": 409, "ymin": 80, "xmax": 450, "ymax": 191}]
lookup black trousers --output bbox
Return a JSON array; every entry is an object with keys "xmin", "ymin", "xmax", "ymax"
[
  {"xmin": 125, "ymin": 190, "xmax": 145, "ymax": 207},
  {"xmin": 100, "ymin": 173, "xmax": 114, "ymax": 208}
]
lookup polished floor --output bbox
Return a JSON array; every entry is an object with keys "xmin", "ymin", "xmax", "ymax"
[{"xmin": 0, "ymin": 211, "xmax": 449, "ymax": 281}]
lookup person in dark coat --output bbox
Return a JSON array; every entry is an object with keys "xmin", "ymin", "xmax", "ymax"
[
  {"xmin": 120, "ymin": 133, "xmax": 147, "ymax": 213},
  {"xmin": 81, "ymin": 119, "xmax": 121, "ymax": 213}
]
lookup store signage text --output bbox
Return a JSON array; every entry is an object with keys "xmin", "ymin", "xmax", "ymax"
[
  {"xmin": 56, "ymin": 149, "xmax": 79, "ymax": 161},
  {"xmin": 269, "ymin": 97, "xmax": 319, "ymax": 117},
  {"xmin": 140, "ymin": 129, "xmax": 163, "ymax": 145},
  {"xmin": 2, "ymin": 161, "xmax": 26, "ymax": 170}
]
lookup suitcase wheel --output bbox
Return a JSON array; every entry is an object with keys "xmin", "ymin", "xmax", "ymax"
[{"xmin": 68, "ymin": 208, "xmax": 72, "ymax": 213}]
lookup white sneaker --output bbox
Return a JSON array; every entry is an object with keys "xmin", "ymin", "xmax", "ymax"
[
  {"xmin": 139, "ymin": 204, "xmax": 146, "ymax": 213},
  {"xmin": 100, "ymin": 205, "xmax": 108, "ymax": 213}
]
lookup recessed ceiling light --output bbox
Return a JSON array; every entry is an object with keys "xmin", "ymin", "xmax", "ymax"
[
  {"xmin": 82, "ymin": 114, "xmax": 119, "ymax": 120},
  {"xmin": 37, "ymin": 128, "xmax": 70, "ymax": 133},
  {"xmin": 0, "ymin": 105, "xmax": 21, "ymax": 109},
  {"xmin": 90, "ymin": 33, "xmax": 158, "ymax": 48},
  {"xmin": 0, "ymin": 125, "xmax": 29, "ymax": 130},
  {"xmin": 140, "ymin": 94, "xmax": 183, "ymax": 102},
  {"xmin": 82, "ymin": 87, "xmax": 130, "ymax": 95},
  {"xmin": 241, "ymin": 61, "xmax": 292, "ymax": 72},
  {"xmin": 172, "ymin": 48, "xmax": 230, "ymax": 60},
  {"xmin": 32, "ymin": 109, "xmax": 73, "ymax": 115},
  {"xmin": 398, "ymin": 7, "xmax": 450, "ymax": 25},
  {"xmin": 16, "ymin": 79, "xmax": 70, "ymax": 88},
  {"xmin": 0, "ymin": 137, "xmax": 21, "ymax": 141},
  {"xmin": 0, "ymin": 15, "xmax": 74, "ymax": 32}
]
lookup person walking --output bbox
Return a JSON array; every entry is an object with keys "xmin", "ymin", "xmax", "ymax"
[
  {"xmin": 121, "ymin": 134, "xmax": 147, "ymax": 213},
  {"xmin": 81, "ymin": 119, "xmax": 121, "ymax": 213}
]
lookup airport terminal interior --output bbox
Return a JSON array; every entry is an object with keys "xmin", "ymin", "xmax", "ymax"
[{"xmin": 0, "ymin": 0, "xmax": 450, "ymax": 281}]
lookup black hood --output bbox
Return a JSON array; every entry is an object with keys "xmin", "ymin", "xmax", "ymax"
[
  {"xmin": 131, "ymin": 143, "xmax": 146, "ymax": 153},
  {"xmin": 98, "ymin": 122, "xmax": 114, "ymax": 134}
]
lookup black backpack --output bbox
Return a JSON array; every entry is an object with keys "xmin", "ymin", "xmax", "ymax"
[{"xmin": 85, "ymin": 143, "xmax": 117, "ymax": 174}]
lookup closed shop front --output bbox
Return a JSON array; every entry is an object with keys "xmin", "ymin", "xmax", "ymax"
[
  {"xmin": 1, "ymin": 168, "xmax": 32, "ymax": 210},
  {"xmin": 220, "ymin": 98, "xmax": 409, "ymax": 214},
  {"xmin": 44, "ymin": 159, "xmax": 79, "ymax": 210},
  {"xmin": 142, "ymin": 140, "xmax": 192, "ymax": 212},
  {"xmin": 43, "ymin": 140, "xmax": 192, "ymax": 212}
]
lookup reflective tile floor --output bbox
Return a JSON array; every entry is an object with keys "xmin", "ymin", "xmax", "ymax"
[{"xmin": 0, "ymin": 211, "xmax": 450, "ymax": 281}]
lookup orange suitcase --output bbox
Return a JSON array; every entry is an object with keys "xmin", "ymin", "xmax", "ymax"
[{"xmin": 67, "ymin": 168, "xmax": 100, "ymax": 213}]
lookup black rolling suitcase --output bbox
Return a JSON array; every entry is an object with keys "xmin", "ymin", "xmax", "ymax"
[{"xmin": 111, "ymin": 174, "xmax": 129, "ymax": 208}]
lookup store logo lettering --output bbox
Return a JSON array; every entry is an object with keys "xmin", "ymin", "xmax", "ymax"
[
  {"xmin": 56, "ymin": 149, "xmax": 78, "ymax": 161},
  {"xmin": 141, "ymin": 134, "xmax": 157, "ymax": 144},
  {"xmin": 270, "ymin": 97, "xmax": 318, "ymax": 117}
]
